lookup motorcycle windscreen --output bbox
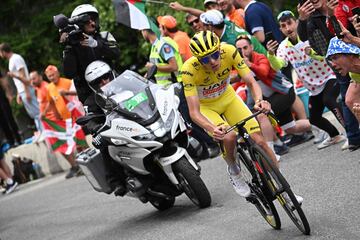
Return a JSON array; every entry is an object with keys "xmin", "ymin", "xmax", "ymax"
[{"xmin": 100, "ymin": 70, "xmax": 159, "ymax": 124}]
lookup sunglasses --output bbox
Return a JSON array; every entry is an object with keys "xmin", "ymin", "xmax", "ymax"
[
  {"xmin": 277, "ymin": 10, "xmax": 295, "ymax": 21},
  {"xmin": 199, "ymin": 51, "xmax": 220, "ymax": 64},
  {"xmin": 188, "ymin": 18, "xmax": 200, "ymax": 27}
]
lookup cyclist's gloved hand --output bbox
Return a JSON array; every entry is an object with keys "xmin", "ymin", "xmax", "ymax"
[
  {"xmin": 254, "ymin": 100, "xmax": 271, "ymax": 113},
  {"xmin": 212, "ymin": 124, "xmax": 227, "ymax": 141}
]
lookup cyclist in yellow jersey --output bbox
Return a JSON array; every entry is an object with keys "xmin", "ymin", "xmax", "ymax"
[{"xmin": 182, "ymin": 31, "xmax": 278, "ymax": 197}]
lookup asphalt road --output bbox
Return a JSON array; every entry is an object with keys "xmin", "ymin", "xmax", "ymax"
[{"xmin": 1, "ymin": 139, "xmax": 360, "ymax": 240}]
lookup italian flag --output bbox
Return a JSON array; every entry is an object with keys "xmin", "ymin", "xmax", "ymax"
[
  {"xmin": 113, "ymin": 0, "xmax": 159, "ymax": 35},
  {"xmin": 42, "ymin": 118, "xmax": 87, "ymax": 155}
]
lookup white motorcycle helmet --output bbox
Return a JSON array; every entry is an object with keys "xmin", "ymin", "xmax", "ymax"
[
  {"xmin": 85, "ymin": 60, "xmax": 112, "ymax": 91},
  {"xmin": 71, "ymin": 4, "xmax": 100, "ymax": 30},
  {"xmin": 71, "ymin": 4, "xmax": 98, "ymax": 18}
]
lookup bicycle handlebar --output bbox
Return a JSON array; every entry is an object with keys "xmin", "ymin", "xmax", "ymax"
[{"xmin": 225, "ymin": 111, "xmax": 278, "ymax": 134}]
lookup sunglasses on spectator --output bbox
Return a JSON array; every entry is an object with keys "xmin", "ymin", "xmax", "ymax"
[
  {"xmin": 277, "ymin": 10, "xmax": 295, "ymax": 21},
  {"xmin": 199, "ymin": 51, "xmax": 220, "ymax": 64},
  {"xmin": 188, "ymin": 18, "xmax": 200, "ymax": 26}
]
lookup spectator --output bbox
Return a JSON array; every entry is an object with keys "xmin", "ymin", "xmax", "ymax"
[
  {"xmin": 326, "ymin": 37, "xmax": 360, "ymax": 128},
  {"xmin": 44, "ymin": 65, "xmax": 86, "ymax": 179},
  {"xmin": 204, "ymin": 0, "xmax": 220, "ymax": 10},
  {"xmin": 0, "ymin": 149, "xmax": 18, "ymax": 194},
  {"xmin": 199, "ymin": 9, "xmax": 267, "ymax": 54},
  {"xmin": 30, "ymin": 71, "xmax": 59, "ymax": 121},
  {"xmin": 157, "ymin": 15, "xmax": 193, "ymax": 61},
  {"xmin": 232, "ymin": 0, "xmax": 283, "ymax": 44},
  {"xmin": 0, "ymin": 71, "xmax": 22, "ymax": 147},
  {"xmin": 186, "ymin": 14, "xmax": 205, "ymax": 33},
  {"xmin": 218, "ymin": 0, "xmax": 246, "ymax": 28},
  {"xmin": 236, "ymin": 35, "xmax": 316, "ymax": 148},
  {"xmin": 298, "ymin": 0, "xmax": 360, "ymax": 151},
  {"xmin": 169, "ymin": 2, "xmax": 205, "ymax": 17},
  {"xmin": 0, "ymin": 43, "xmax": 42, "ymax": 133},
  {"xmin": 141, "ymin": 29, "xmax": 183, "ymax": 85},
  {"xmin": 268, "ymin": 10, "xmax": 346, "ymax": 149},
  {"xmin": 326, "ymin": 0, "xmax": 360, "ymax": 35}
]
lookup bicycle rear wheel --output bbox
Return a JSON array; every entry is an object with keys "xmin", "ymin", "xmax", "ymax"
[
  {"xmin": 237, "ymin": 149, "xmax": 281, "ymax": 230},
  {"xmin": 251, "ymin": 145, "xmax": 311, "ymax": 235}
]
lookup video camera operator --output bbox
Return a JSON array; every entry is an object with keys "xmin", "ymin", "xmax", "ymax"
[{"xmin": 55, "ymin": 4, "xmax": 120, "ymax": 104}]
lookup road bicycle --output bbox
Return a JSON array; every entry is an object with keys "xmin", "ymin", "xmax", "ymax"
[{"xmin": 224, "ymin": 111, "xmax": 310, "ymax": 235}]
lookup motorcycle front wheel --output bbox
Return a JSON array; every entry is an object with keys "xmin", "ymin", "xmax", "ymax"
[{"xmin": 172, "ymin": 157, "xmax": 211, "ymax": 208}]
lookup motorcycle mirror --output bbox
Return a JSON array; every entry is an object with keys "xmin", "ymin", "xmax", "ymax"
[
  {"xmin": 146, "ymin": 65, "xmax": 157, "ymax": 82},
  {"xmin": 76, "ymin": 114, "xmax": 104, "ymax": 126}
]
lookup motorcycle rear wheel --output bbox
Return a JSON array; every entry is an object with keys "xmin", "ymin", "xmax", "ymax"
[{"xmin": 172, "ymin": 157, "xmax": 211, "ymax": 208}]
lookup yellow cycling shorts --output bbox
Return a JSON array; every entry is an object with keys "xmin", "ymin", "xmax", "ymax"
[{"xmin": 200, "ymin": 95, "xmax": 260, "ymax": 136}]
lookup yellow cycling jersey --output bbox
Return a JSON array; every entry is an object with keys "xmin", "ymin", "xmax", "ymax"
[{"xmin": 181, "ymin": 43, "xmax": 250, "ymax": 103}]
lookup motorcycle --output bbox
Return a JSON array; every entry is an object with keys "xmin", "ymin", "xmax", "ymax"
[{"xmin": 76, "ymin": 70, "xmax": 211, "ymax": 210}]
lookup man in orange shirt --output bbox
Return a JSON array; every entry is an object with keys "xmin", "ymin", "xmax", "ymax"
[
  {"xmin": 157, "ymin": 15, "xmax": 192, "ymax": 62},
  {"xmin": 43, "ymin": 65, "xmax": 86, "ymax": 179},
  {"xmin": 218, "ymin": 0, "xmax": 245, "ymax": 28},
  {"xmin": 30, "ymin": 71, "xmax": 58, "ymax": 121}
]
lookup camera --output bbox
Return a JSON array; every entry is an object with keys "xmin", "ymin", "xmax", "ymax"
[{"xmin": 53, "ymin": 13, "xmax": 91, "ymax": 45}]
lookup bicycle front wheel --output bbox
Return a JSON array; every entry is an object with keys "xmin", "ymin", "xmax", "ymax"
[
  {"xmin": 251, "ymin": 145, "xmax": 311, "ymax": 235},
  {"xmin": 237, "ymin": 148, "xmax": 281, "ymax": 230}
]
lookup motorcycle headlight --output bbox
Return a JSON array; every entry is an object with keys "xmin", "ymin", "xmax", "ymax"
[
  {"xmin": 132, "ymin": 132, "xmax": 156, "ymax": 141},
  {"xmin": 133, "ymin": 111, "xmax": 175, "ymax": 140}
]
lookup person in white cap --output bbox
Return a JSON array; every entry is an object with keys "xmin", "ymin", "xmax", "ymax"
[{"xmin": 199, "ymin": 10, "xmax": 267, "ymax": 55}]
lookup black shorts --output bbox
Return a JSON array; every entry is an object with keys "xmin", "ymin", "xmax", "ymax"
[{"xmin": 264, "ymin": 87, "xmax": 296, "ymax": 128}]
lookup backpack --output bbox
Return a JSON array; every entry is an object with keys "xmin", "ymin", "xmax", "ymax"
[{"xmin": 12, "ymin": 157, "xmax": 44, "ymax": 184}]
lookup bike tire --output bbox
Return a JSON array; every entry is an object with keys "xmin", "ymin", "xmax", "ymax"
[
  {"xmin": 251, "ymin": 145, "xmax": 311, "ymax": 235},
  {"xmin": 172, "ymin": 157, "xmax": 211, "ymax": 208},
  {"xmin": 237, "ymin": 149, "xmax": 281, "ymax": 230}
]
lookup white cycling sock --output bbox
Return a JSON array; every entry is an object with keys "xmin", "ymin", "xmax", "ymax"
[{"xmin": 228, "ymin": 163, "xmax": 240, "ymax": 175}]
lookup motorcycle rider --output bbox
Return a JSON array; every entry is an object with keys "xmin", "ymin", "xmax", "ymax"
[{"xmin": 84, "ymin": 60, "xmax": 127, "ymax": 196}]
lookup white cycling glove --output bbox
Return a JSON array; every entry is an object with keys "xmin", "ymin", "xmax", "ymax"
[{"xmin": 87, "ymin": 35, "xmax": 98, "ymax": 48}]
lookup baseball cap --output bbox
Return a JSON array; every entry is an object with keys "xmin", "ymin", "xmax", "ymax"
[
  {"xmin": 157, "ymin": 15, "xmax": 177, "ymax": 29},
  {"xmin": 45, "ymin": 65, "xmax": 59, "ymax": 75},
  {"xmin": 204, "ymin": 0, "xmax": 217, "ymax": 5},
  {"xmin": 326, "ymin": 37, "xmax": 360, "ymax": 59},
  {"xmin": 200, "ymin": 10, "xmax": 224, "ymax": 25},
  {"xmin": 277, "ymin": 10, "xmax": 295, "ymax": 22}
]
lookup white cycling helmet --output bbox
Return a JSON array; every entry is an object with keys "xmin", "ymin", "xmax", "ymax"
[
  {"xmin": 85, "ymin": 60, "xmax": 112, "ymax": 90},
  {"xmin": 71, "ymin": 4, "xmax": 98, "ymax": 18}
]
